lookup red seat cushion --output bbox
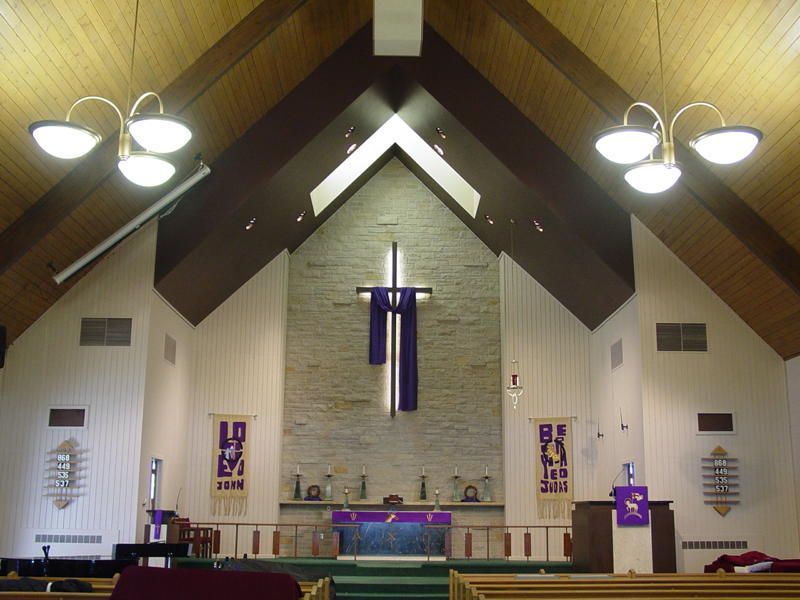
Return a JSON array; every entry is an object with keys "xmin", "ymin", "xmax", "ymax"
[{"xmin": 110, "ymin": 566, "xmax": 301, "ymax": 600}]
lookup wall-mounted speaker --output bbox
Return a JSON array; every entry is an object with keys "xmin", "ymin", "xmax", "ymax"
[{"xmin": 0, "ymin": 325, "xmax": 6, "ymax": 369}]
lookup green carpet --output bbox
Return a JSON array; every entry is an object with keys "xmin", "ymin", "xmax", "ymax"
[{"xmin": 176, "ymin": 557, "xmax": 572, "ymax": 600}]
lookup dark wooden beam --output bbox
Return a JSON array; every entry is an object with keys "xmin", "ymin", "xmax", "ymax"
[
  {"xmin": 0, "ymin": 0, "xmax": 307, "ymax": 278},
  {"xmin": 485, "ymin": 0, "xmax": 800, "ymax": 296}
]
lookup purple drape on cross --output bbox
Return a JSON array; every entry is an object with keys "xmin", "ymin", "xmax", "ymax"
[{"xmin": 369, "ymin": 287, "xmax": 418, "ymax": 411}]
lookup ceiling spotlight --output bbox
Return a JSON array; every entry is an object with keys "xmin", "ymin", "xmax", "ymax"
[
  {"xmin": 433, "ymin": 143, "xmax": 444, "ymax": 156},
  {"xmin": 245, "ymin": 217, "xmax": 256, "ymax": 231},
  {"xmin": 296, "ymin": 210, "xmax": 307, "ymax": 223},
  {"xmin": 346, "ymin": 143, "xmax": 358, "ymax": 155},
  {"xmin": 484, "ymin": 215, "xmax": 494, "ymax": 225},
  {"xmin": 532, "ymin": 218, "xmax": 544, "ymax": 233},
  {"xmin": 345, "ymin": 126, "xmax": 355, "ymax": 138},
  {"xmin": 436, "ymin": 127, "xmax": 447, "ymax": 139}
]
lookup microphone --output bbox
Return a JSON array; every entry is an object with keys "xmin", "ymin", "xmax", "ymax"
[
  {"xmin": 175, "ymin": 488, "xmax": 183, "ymax": 514},
  {"xmin": 608, "ymin": 466, "xmax": 626, "ymax": 497}
]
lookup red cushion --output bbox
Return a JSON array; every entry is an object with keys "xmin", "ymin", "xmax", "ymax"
[
  {"xmin": 111, "ymin": 566, "xmax": 301, "ymax": 600},
  {"xmin": 771, "ymin": 560, "xmax": 800, "ymax": 572}
]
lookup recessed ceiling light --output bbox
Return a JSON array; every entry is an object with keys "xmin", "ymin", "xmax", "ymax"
[
  {"xmin": 484, "ymin": 214, "xmax": 494, "ymax": 225},
  {"xmin": 345, "ymin": 126, "xmax": 355, "ymax": 138},
  {"xmin": 433, "ymin": 143, "xmax": 444, "ymax": 156},
  {"xmin": 346, "ymin": 143, "xmax": 358, "ymax": 155},
  {"xmin": 245, "ymin": 217, "xmax": 256, "ymax": 231},
  {"xmin": 532, "ymin": 218, "xmax": 544, "ymax": 233},
  {"xmin": 436, "ymin": 127, "xmax": 447, "ymax": 139},
  {"xmin": 296, "ymin": 210, "xmax": 307, "ymax": 223}
]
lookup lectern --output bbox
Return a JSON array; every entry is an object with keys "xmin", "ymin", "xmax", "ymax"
[{"xmin": 572, "ymin": 500, "xmax": 676, "ymax": 573}]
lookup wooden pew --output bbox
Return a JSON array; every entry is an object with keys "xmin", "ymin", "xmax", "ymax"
[
  {"xmin": 299, "ymin": 577, "xmax": 330, "ymax": 600},
  {"xmin": 0, "ymin": 572, "xmax": 118, "ymax": 598},
  {"xmin": 450, "ymin": 570, "xmax": 800, "ymax": 600}
]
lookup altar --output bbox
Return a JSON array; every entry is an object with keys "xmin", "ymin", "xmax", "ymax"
[{"xmin": 332, "ymin": 511, "xmax": 451, "ymax": 557}]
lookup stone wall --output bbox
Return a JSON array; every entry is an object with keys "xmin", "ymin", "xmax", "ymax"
[{"xmin": 281, "ymin": 159, "xmax": 503, "ymax": 527}]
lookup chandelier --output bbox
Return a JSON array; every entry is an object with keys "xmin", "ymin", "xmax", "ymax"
[
  {"xmin": 593, "ymin": 0, "xmax": 761, "ymax": 194},
  {"xmin": 28, "ymin": 0, "xmax": 192, "ymax": 187}
]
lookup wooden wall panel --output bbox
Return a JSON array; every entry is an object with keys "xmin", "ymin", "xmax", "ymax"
[
  {"xmin": 0, "ymin": 222, "xmax": 157, "ymax": 556},
  {"xmin": 633, "ymin": 217, "xmax": 799, "ymax": 572},
  {"xmin": 183, "ymin": 251, "xmax": 288, "ymax": 539},
  {"xmin": 500, "ymin": 254, "xmax": 591, "ymax": 557}
]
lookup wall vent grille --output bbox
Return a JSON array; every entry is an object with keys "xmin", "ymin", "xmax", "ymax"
[
  {"xmin": 164, "ymin": 334, "xmax": 177, "ymax": 365},
  {"xmin": 80, "ymin": 318, "xmax": 132, "ymax": 347},
  {"xmin": 656, "ymin": 322, "xmax": 707, "ymax": 352},
  {"xmin": 34, "ymin": 534, "xmax": 103, "ymax": 544},
  {"xmin": 610, "ymin": 339, "xmax": 623, "ymax": 370},
  {"xmin": 681, "ymin": 540, "xmax": 748, "ymax": 550}
]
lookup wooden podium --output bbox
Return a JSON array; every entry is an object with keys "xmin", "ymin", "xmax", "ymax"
[{"xmin": 572, "ymin": 500, "xmax": 676, "ymax": 573}]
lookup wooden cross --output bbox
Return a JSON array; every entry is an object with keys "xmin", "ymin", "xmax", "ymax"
[{"xmin": 357, "ymin": 241, "xmax": 432, "ymax": 417}]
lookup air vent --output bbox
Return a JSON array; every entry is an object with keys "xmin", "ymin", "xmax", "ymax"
[
  {"xmin": 610, "ymin": 339, "xmax": 623, "ymax": 370},
  {"xmin": 656, "ymin": 322, "xmax": 707, "ymax": 352},
  {"xmin": 164, "ymin": 334, "xmax": 176, "ymax": 365},
  {"xmin": 80, "ymin": 318, "xmax": 132, "ymax": 347},
  {"xmin": 34, "ymin": 533, "xmax": 103, "ymax": 544},
  {"xmin": 681, "ymin": 540, "xmax": 747, "ymax": 550}
]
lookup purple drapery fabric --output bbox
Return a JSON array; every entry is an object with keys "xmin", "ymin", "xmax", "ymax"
[{"xmin": 369, "ymin": 287, "xmax": 418, "ymax": 411}]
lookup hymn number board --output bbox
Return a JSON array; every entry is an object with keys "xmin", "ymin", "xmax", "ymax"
[
  {"xmin": 701, "ymin": 445, "xmax": 739, "ymax": 517},
  {"xmin": 45, "ymin": 440, "xmax": 84, "ymax": 509}
]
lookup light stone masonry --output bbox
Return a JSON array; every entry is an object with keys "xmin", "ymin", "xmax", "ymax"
[{"xmin": 281, "ymin": 159, "xmax": 503, "ymax": 531}]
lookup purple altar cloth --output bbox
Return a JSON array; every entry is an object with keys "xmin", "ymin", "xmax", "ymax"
[{"xmin": 331, "ymin": 511, "xmax": 451, "ymax": 524}]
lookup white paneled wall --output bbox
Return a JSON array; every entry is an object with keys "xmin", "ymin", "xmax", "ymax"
[
  {"xmin": 136, "ymin": 292, "xmax": 195, "ymax": 540},
  {"xmin": 500, "ymin": 254, "xmax": 591, "ymax": 556},
  {"xmin": 0, "ymin": 224, "xmax": 157, "ymax": 556},
  {"xmin": 788, "ymin": 356, "xmax": 800, "ymax": 543},
  {"xmin": 183, "ymin": 251, "xmax": 289, "ymax": 532},
  {"xmin": 633, "ymin": 218, "xmax": 799, "ymax": 571},
  {"xmin": 589, "ymin": 297, "xmax": 644, "ymax": 497}
]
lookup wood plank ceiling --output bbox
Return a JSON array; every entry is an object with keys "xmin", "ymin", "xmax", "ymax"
[{"xmin": 1, "ymin": 0, "xmax": 799, "ymax": 357}]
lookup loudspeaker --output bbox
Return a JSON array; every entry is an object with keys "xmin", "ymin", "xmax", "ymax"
[{"xmin": 0, "ymin": 325, "xmax": 6, "ymax": 369}]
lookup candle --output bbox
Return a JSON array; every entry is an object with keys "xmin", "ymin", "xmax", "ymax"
[
  {"xmin": 344, "ymin": 487, "xmax": 349, "ymax": 494},
  {"xmin": 454, "ymin": 465, "xmax": 458, "ymax": 477},
  {"xmin": 296, "ymin": 464, "xmax": 300, "ymax": 475},
  {"xmin": 422, "ymin": 465, "xmax": 425, "ymax": 476},
  {"xmin": 511, "ymin": 373, "xmax": 519, "ymax": 386},
  {"xmin": 362, "ymin": 464, "xmax": 366, "ymax": 476},
  {"xmin": 327, "ymin": 464, "xmax": 332, "ymax": 475},
  {"xmin": 435, "ymin": 488, "xmax": 439, "ymax": 495},
  {"xmin": 485, "ymin": 465, "xmax": 489, "ymax": 477}
]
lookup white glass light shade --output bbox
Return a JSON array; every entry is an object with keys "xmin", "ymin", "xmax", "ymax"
[
  {"xmin": 29, "ymin": 120, "xmax": 101, "ymax": 159},
  {"xmin": 624, "ymin": 160, "xmax": 682, "ymax": 194},
  {"xmin": 117, "ymin": 152, "xmax": 176, "ymax": 187},
  {"xmin": 593, "ymin": 125, "xmax": 661, "ymax": 164},
  {"xmin": 126, "ymin": 114, "xmax": 193, "ymax": 153},
  {"xmin": 689, "ymin": 126, "xmax": 762, "ymax": 165}
]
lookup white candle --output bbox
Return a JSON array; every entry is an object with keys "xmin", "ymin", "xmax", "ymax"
[
  {"xmin": 362, "ymin": 464, "xmax": 366, "ymax": 476},
  {"xmin": 327, "ymin": 464, "xmax": 332, "ymax": 475},
  {"xmin": 435, "ymin": 488, "xmax": 439, "ymax": 495},
  {"xmin": 296, "ymin": 464, "xmax": 300, "ymax": 475},
  {"xmin": 485, "ymin": 465, "xmax": 489, "ymax": 477},
  {"xmin": 422, "ymin": 465, "xmax": 425, "ymax": 476},
  {"xmin": 454, "ymin": 465, "xmax": 458, "ymax": 477}
]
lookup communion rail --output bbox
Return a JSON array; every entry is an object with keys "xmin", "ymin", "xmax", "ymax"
[{"xmin": 182, "ymin": 522, "xmax": 572, "ymax": 563}]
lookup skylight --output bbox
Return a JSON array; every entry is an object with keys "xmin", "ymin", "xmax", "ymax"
[{"xmin": 310, "ymin": 114, "xmax": 481, "ymax": 218}]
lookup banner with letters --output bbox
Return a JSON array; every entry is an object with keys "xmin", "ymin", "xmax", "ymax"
[
  {"xmin": 534, "ymin": 417, "xmax": 573, "ymax": 520},
  {"xmin": 210, "ymin": 414, "xmax": 252, "ymax": 516}
]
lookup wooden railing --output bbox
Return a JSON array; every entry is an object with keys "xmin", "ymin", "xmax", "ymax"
[
  {"xmin": 187, "ymin": 521, "xmax": 572, "ymax": 562},
  {"xmin": 449, "ymin": 570, "xmax": 800, "ymax": 600}
]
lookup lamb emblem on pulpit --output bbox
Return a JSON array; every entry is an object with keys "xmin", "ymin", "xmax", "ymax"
[{"xmin": 623, "ymin": 491, "xmax": 645, "ymax": 521}]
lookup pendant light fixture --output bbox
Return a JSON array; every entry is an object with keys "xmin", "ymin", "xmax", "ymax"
[
  {"xmin": 593, "ymin": 0, "xmax": 761, "ymax": 194},
  {"xmin": 28, "ymin": 0, "xmax": 192, "ymax": 187}
]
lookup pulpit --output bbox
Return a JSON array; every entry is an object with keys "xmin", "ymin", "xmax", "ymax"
[
  {"xmin": 332, "ymin": 510, "xmax": 450, "ymax": 557},
  {"xmin": 572, "ymin": 500, "xmax": 676, "ymax": 573}
]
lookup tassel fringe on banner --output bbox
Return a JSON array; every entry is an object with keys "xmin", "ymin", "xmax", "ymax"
[
  {"xmin": 537, "ymin": 498, "xmax": 572, "ymax": 520},
  {"xmin": 212, "ymin": 496, "xmax": 247, "ymax": 517}
]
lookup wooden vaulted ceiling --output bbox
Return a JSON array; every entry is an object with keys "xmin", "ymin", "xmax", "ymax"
[{"xmin": 1, "ymin": 1, "xmax": 799, "ymax": 357}]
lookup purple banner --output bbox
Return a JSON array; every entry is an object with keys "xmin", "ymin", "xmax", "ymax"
[
  {"xmin": 332, "ymin": 511, "xmax": 451, "ymax": 524},
  {"xmin": 615, "ymin": 486, "xmax": 650, "ymax": 526}
]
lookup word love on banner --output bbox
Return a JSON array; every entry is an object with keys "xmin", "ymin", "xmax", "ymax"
[
  {"xmin": 210, "ymin": 414, "xmax": 253, "ymax": 516},
  {"xmin": 44, "ymin": 439, "xmax": 85, "ymax": 509},
  {"xmin": 701, "ymin": 445, "xmax": 739, "ymax": 516},
  {"xmin": 534, "ymin": 417, "xmax": 573, "ymax": 520}
]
